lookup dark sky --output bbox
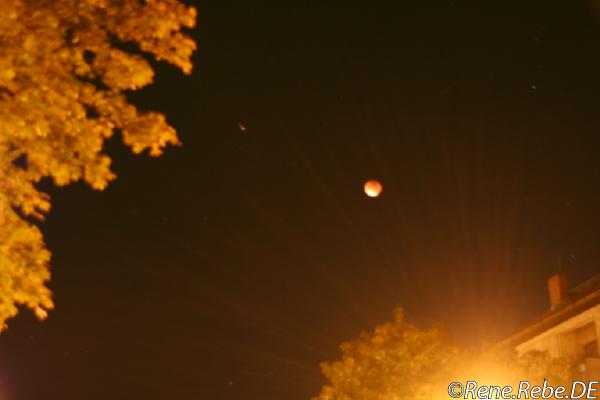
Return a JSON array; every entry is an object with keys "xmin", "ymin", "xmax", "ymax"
[{"xmin": 2, "ymin": 1, "xmax": 600, "ymax": 399}]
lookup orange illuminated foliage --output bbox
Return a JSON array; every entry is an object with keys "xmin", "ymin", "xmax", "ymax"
[
  {"xmin": 314, "ymin": 309, "xmax": 574, "ymax": 400},
  {"xmin": 0, "ymin": 0, "xmax": 196, "ymax": 330}
]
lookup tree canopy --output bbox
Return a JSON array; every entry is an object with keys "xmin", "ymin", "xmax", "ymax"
[
  {"xmin": 0, "ymin": 0, "xmax": 196, "ymax": 330},
  {"xmin": 314, "ymin": 309, "xmax": 574, "ymax": 400}
]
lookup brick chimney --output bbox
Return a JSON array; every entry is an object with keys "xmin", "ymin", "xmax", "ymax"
[{"xmin": 547, "ymin": 273, "xmax": 568, "ymax": 309}]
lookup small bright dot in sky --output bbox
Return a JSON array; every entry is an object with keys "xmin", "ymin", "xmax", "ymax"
[
  {"xmin": 364, "ymin": 179, "xmax": 383, "ymax": 198},
  {"xmin": 239, "ymin": 122, "xmax": 247, "ymax": 132}
]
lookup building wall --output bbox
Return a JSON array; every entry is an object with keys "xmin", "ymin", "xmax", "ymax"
[{"xmin": 516, "ymin": 304, "xmax": 600, "ymax": 379}]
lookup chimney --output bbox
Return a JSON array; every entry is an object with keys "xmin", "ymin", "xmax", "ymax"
[{"xmin": 547, "ymin": 273, "xmax": 568, "ymax": 309}]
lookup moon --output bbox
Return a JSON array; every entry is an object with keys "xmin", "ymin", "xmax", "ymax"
[{"xmin": 364, "ymin": 179, "xmax": 383, "ymax": 198}]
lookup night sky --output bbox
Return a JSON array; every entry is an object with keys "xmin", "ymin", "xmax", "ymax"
[{"xmin": 2, "ymin": 1, "xmax": 600, "ymax": 399}]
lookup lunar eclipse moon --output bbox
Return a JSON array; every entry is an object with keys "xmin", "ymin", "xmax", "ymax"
[{"xmin": 364, "ymin": 179, "xmax": 383, "ymax": 198}]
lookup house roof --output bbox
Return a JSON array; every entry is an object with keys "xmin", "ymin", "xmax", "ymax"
[{"xmin": 502, "ymin": 274, "xmax": 600, "ymax": 347}]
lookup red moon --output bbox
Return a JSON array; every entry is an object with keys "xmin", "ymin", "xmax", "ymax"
[{"xmin": 364, "ymin": 179, "xmax": 383, "ymax": 198}]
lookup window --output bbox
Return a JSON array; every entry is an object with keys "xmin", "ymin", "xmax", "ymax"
[{"xmin": 584, "ymin": 340, "xmax": 599, "ymax": 358}]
